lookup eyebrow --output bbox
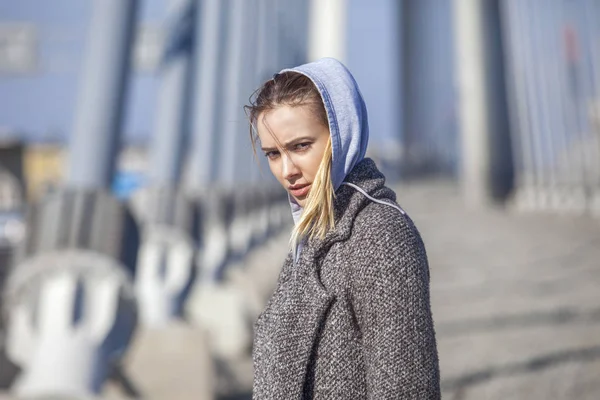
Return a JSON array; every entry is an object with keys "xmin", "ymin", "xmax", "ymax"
[{"xmin": 260, "ymin": 136, "xmax": 315, "ymax": 152}]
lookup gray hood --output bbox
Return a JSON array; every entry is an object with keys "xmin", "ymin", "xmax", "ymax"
[{"xmin": 279, "ymin": 57, "xmax": 370, "ymax": 224}]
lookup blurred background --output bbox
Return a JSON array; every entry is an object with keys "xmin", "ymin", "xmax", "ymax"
[{"xmin": 0, "ymin": 0, "xmax": 599, "ymax": 399}]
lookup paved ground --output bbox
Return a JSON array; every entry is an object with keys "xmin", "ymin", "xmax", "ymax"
[
  {"xmin": 2, "ymin": 181, "xmax": 599, "ymax": 399},
  {"xmin": 398, "ymin": 182, "xmax": 600, "ymax": 400}
]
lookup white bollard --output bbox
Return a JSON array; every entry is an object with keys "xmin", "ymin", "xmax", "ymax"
[
  {"xmin": 4, "ymin": 250, "xmax": 136, "ymax": 398},
  {"xmin": 185, "ymin": 189, "xmax": 231, "ymax": 327},
  {"xmin": 227, "ymin": 188, "xmax": 254, "ymax": 262},
  {"xmin": 188, "ymin": 281, "xmax": 252, "ymax": 359},
  {"xmin": 255, "ymin": 190, "xmax": 271, "ymax": 245},
  {"xmin": 135, "ymin": 225, "xmax": 196, "ymax": 328}
]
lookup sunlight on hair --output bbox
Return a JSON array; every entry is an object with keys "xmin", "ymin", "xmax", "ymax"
[{"xmin": 290, "ymin": 137, "xmax": 335, "ymax": 251}]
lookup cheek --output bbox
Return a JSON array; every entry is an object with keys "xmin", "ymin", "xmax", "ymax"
[{"xmin": 267, "ymin": 160, "xmax": 284, "ymax": 183}]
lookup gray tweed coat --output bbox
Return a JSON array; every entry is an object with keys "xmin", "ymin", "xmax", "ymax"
[{"xmin": 252, "ymin": 159, "xmax": 440, "ymax": 399}]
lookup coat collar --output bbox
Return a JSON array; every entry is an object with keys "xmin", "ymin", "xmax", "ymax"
[{"xmin": 297, "ymin": 158, "xmax": 396, "ymax": 263}]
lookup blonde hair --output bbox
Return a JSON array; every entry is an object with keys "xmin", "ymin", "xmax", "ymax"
[
  {"xmin": 289, "ymin": 137, "xmax": 335, "ymax": 249},
  {"xmin": 245, "ymin": 72, "xmax": 336, "ymax": 248}
]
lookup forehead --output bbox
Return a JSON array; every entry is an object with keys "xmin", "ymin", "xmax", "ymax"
[{"xmin": 256, "ymin": 105, "xmax": 325, "ymax": 146}]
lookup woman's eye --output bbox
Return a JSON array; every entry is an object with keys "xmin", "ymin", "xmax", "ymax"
[
  {"xmin": 265, "ymin": 151, "xmax": 279, "ymax": 160},
  {"xmin": 294, "ymin": 143, "xmax": 311, "ymax": 151}
]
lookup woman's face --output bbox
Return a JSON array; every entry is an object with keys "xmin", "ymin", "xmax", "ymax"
[{"xmin": 256, "ymin": 105, "xmax": 330, "ymax": 207}]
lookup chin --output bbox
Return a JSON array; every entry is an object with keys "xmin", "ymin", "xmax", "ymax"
[{"xmin": 294, "ymin": 197, "xmax": 307, "ymax": 207}]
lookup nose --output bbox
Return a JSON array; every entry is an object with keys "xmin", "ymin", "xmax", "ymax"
[{"xmin": 281, "ymin": 153, "xmax": 301, "ymax": 182}]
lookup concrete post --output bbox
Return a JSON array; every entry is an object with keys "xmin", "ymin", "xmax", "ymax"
[
  {"xmin": 452, "ymin": 0, "xmax": 513, "ymax": 206},
  {"xmin": 308, "ymin": 0, "xmax": 347, "ymax": 63}
]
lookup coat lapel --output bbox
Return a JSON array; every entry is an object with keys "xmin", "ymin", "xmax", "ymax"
[{"xmin": 253, "ymin": 242, "xmax": 336, "ymax": 399}]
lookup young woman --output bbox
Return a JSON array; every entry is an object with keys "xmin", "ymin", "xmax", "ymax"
[{"xmin": 246, "ymin": 58, "xmax": 440, "ymax": 399}]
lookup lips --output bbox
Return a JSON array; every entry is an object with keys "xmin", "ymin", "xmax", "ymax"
[{"xmin": 289, "ymin": 183, "xmax": 311, "ymax": 198}]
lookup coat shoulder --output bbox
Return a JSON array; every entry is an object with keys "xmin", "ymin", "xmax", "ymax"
[
  {"xmin": 343, "ymin": 197, "xmax": 430, "ymax": 281},
  {"xmin": 350, "ymin": 197, "xmax": 422, "ymax": 246}
]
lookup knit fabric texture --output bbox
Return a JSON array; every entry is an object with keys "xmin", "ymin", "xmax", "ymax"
[{"xmin": 252, "ymin": 159, "xmax": 441, "ymax": 399}]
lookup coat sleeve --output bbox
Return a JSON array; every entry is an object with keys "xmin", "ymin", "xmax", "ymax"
[{"xmin": 349, "ymin": 210, "xmax": 441, "ymax": 399}]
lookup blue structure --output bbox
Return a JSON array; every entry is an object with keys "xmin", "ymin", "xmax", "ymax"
[
  {"xmin": 0, "ymin": 0, "xmax": 165, "ymax": 145},
  {"xmin": 0, "ymin": 0, "xmax": 597, "ymax": 209},
  {"xmin": 148, "ymin": 0, "xmax": 196, "ymax": 186},
  {"xmin": 66, "ymin": 0, "xmax": 139, "ymax": 188},
  {"xmin": 400, "ymin": 0, "xmax": 458, "ymax": 177}
]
